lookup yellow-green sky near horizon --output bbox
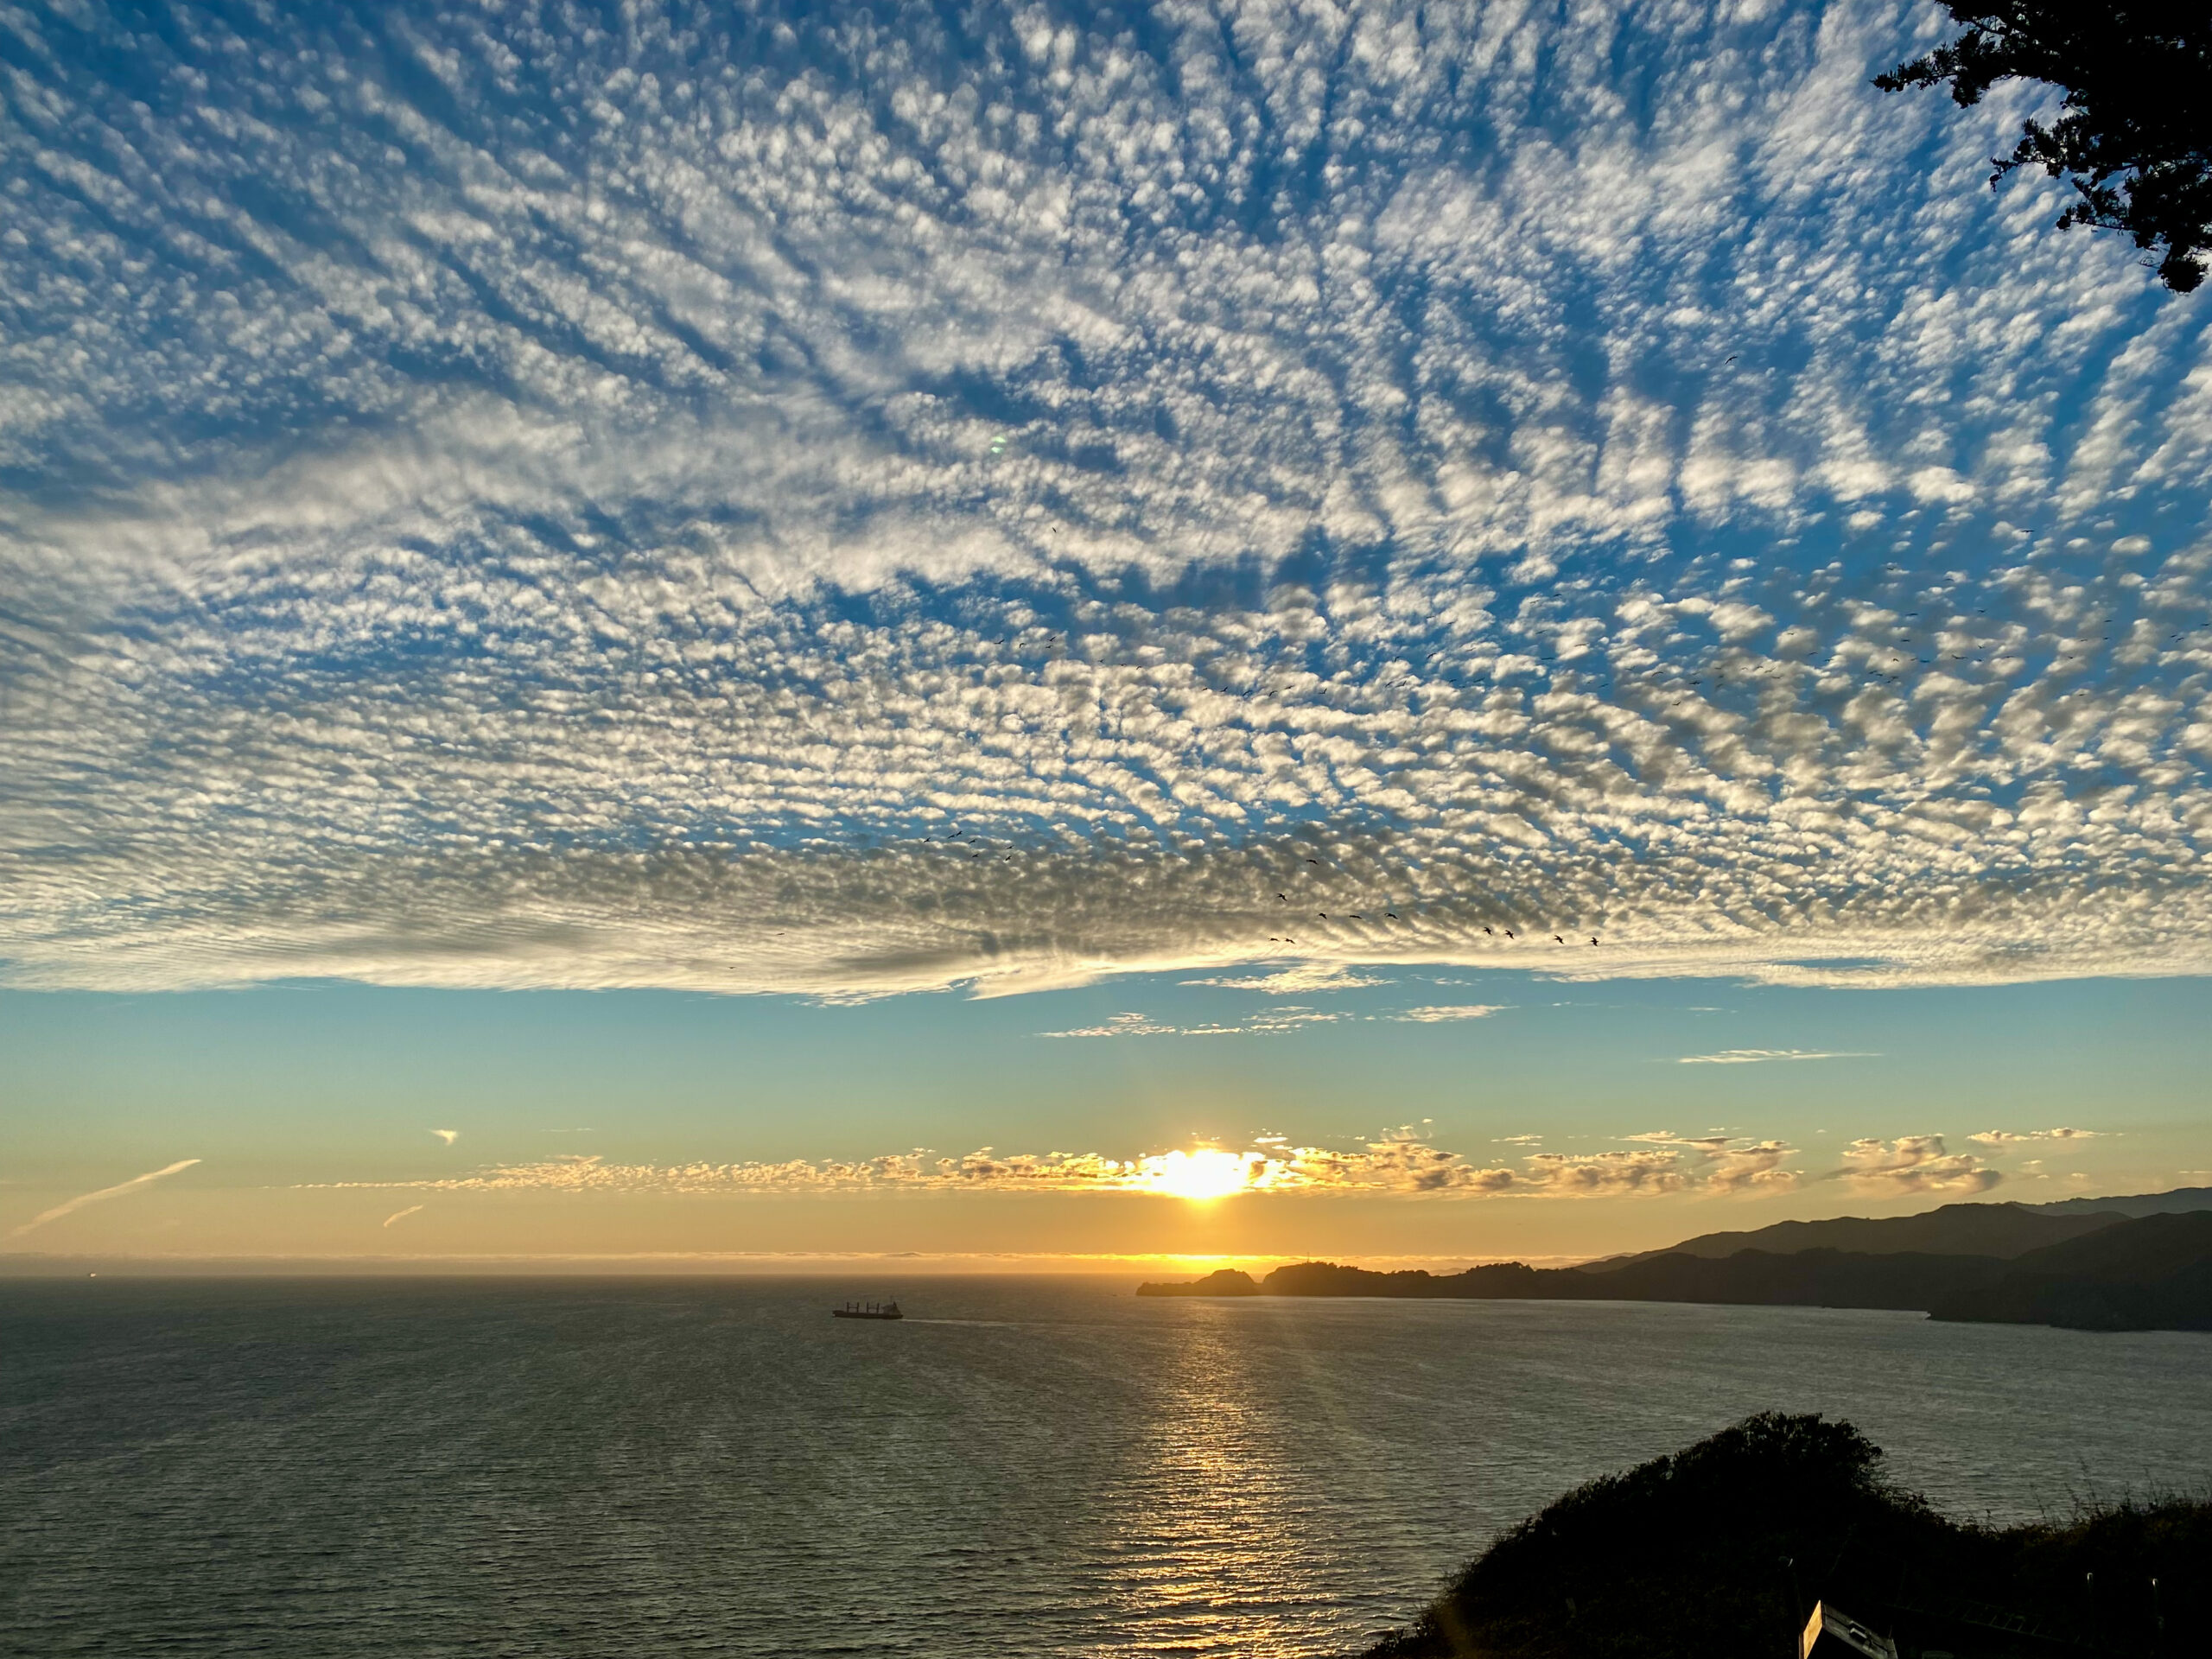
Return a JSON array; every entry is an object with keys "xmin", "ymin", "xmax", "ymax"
[{"xmin": 4, "ymin": 970, "xmax": 2204, "ymax": 1268}]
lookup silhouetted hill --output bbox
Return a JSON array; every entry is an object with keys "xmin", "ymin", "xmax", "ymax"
[
  {"xmin": 1211, "ymin": 1252, "xmax": 2010, "ymax": 1311},
  {"xmin": 1581, "ymin": 1248, "xmax": 2005, "ymax": 1311},
  {"xmin": 1589, "ymin": 1201, "xmax": 2126, "ymax": 1269},
  {"xmin": 1363, "ymin": 1412, "xmax": 2209, "ymax": 1659},
  {"xmin": 1134, "ymin": 1268, "xmax": 1258, "ymax": 1296},
  {"xmin": 1139, "ymin": 1216, "xmax": 2212, "ymax": 1329},
  {"xmin": 1258, "ymin": 1261, "xmax": 1548, "ymax": 1298},
  {"xmin": 2024, "ymin": 1185, "xmax": 2212, "ymax": 1219},
  {"xmin": 1932, "ymin": 1211, "xmax": 2212, "ymax": 1332},
  {"xmin": 1135, "ymin": 1196, "xmax": 2212, "ymax": 1330}
]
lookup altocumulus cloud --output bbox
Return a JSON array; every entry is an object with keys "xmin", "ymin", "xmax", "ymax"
[
  {"xmin": 1040, "ymin": 1006, "xmax": 1348, "ymax": 1037},
  {"xmin": 314, "ymin": 1121, "xmax": 2097, "ymax": 1199},
  {"xmin": 308, "ymin": 1129, "xmax": 1814, "ymax": 1198},
  {"xmin": 1675, "ymin": 1049, "xmax": 1878, "ymax": 1065},
  {"xmin": 1838, "ymin": 1135, "xmax": 1999, "ymax": 1195},
  {"xmin": 1180, "ymin": 964, "xmax": 1391, "ymax": 995},
  {"xmin": 4, "ymin": 0, "xmax": 2212, "ymax": 999}
]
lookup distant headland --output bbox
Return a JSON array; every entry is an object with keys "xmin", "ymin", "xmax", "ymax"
[{"xmin": 1137, "ymin": 1191, "xmax": 2212, "ymax": 1332}]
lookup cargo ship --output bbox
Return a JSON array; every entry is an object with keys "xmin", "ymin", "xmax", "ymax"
[{"xmin": 831, "ymin": 1300, "xmax": 903, "ymax": 1320}]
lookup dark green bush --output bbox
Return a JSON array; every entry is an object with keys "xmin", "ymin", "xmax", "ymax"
[{"xmin": 1366, "ymin": 1413, "xmax": 2208, "ymax": 1658}]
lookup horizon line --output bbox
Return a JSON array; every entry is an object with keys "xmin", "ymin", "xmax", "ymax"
[{"xmin": 0, "ymin": 1248, "xmax": 1605, "ymax": 1277}]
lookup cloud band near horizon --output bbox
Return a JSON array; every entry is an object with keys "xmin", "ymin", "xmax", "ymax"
[{"xmin": 296, "ymin": 1128, "xmax": 2082, "ymax": 1202}]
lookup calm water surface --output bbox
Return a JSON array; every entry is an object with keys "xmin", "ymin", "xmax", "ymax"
[{"xmin": 3, "ymin": 1277, "xmax": 2207, "ymax": 1657}]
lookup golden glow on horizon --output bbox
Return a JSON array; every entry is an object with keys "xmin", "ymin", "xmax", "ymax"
[{"xmin": 1145, "ymin": 1148, "xmax": 1254, "ymax": 1202}]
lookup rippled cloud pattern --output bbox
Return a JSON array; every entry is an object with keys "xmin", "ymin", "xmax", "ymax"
[
  {"xmin": 308, "ymin": 1123, "xmax": 2090, "ymax": 1200},
  {"xmin": 3, "ymin": 0, "xmax": 2209, "ymax": 995}
]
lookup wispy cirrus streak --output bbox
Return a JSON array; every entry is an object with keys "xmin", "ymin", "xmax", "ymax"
[
  {"xmin": 1675, "ymin": 1050, "xmax": 1879, "ymax": 1065},
  {"xmin": 4, "ymin": 1160, "xmax": 201, "ymax": 1241}
]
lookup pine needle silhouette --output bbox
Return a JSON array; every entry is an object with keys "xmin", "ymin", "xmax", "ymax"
[{"xmin": 1877, "ymin": 3, "xmax": 2211, "ymax": 292}]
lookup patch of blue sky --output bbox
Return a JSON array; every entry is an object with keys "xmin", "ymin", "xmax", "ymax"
[
  {"xmin": 3, "ymin": 0, "xmax": 2210, "ymax": 1001},
  {"xmin": 0, "ymin": 970, "xmax": 2203, "ymax": 1201}
]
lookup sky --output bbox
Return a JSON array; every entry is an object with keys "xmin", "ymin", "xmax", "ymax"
[{"xmin": 3, "ymin": 0, "xmax": 2209, "ymax": 1268}]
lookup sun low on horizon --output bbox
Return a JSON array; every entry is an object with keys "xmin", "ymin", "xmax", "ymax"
[
  {"xmin": 5, "ymin": 3, "xmax": 2212, "ymax": 1656},
  {"xmin": 1143, "ymin": 1149, "xmax": 1262, "ymax": 1204}
]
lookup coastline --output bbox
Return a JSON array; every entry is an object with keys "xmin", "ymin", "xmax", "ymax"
[{"xmin": 1138, "ymin": 1209, "xmax": 2212, "ymax": 1333}]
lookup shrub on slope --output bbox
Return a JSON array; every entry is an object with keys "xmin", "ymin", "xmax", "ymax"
[{"xmin": 1364, "ymin": 1412, "xmax": 2208, "ymax": 1658}]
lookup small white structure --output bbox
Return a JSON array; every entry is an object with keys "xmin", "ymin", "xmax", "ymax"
[{"xmin": 1802, "ymin": 1601, "xmax": 1900, "ymax": 1659}]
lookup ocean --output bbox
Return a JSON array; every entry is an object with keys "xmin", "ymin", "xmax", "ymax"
[{"xmin": 3, "ymin": 1277, "xmax": 2206, "ymax": 1657}]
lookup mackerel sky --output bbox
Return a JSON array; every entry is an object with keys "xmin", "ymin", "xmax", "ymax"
[{"xmin": 3, "ymin": 0, "xmax": 2209, "ymax": 1261}]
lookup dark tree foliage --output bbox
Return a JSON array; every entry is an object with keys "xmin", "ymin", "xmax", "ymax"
[
  {"xmin": 1875, "ymin": 3, "xmax": 2212, "ymax": 292},
  {"xmin": 1364, "ymin": 1412, "xmax": 2212, "ymax": 1659}
]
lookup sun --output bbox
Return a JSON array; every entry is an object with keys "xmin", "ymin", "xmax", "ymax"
[{"xmin": 1147, "ymin": 1148, "xmax": 1254, "ymax": 1202}]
